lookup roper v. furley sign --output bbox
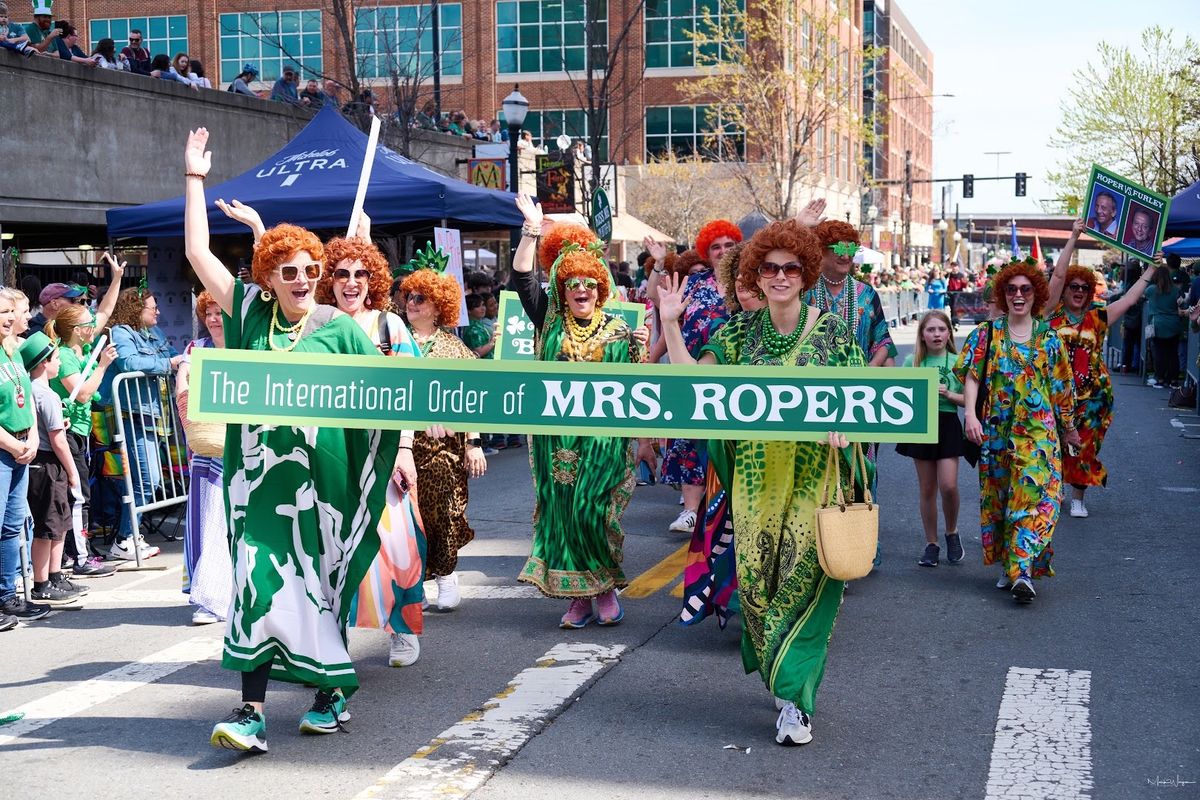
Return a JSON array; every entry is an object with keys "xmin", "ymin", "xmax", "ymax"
[{"xmin": 189, "ymin": 351, "xmax": 939, "ymax": 443}]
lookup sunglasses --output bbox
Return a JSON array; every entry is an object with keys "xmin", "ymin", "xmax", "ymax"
[
  {"xmin": 130, "ymin": 38, "xmax": 141, "ymax": 43},
  {"xmin": 334, "ymin": 268, "xmax": 371, "ymax": 281},
  {"xmin": 564, "ymin": 277, "xmax": 598, "ymax": 291},
  {"xmin": 406, "ymin": 293, "xmax": 427, "ymax": 305},
  {"xmin": 275, "ymin": 262, "xmax": 322, "ymax": 282},
  {"xmin": 1004, "ymin": 284, "xmax": 1034, "ymax": 296},
  {"xmin": 71, "ymin": 297, "xmax": 87, "ymax": 305},
  {"xmin": 829, "ymin": 241, "xmax": 860, "ymax": 257},
  {"xmin": 758, "ymin": 261, "xmax": 804, "ymax": 278},
  {"xmin": 1066, "ymin": 282, "xmax": 1091, "ymax": 292}
]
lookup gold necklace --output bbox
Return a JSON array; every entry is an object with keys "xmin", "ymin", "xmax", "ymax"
[
  {"xmin": 564, "ymin": 312, "xmax": 603, "ymax": 343},
  {"xmin": 269, "ymin": 301, "xmax": 314, "ymax": 352}
]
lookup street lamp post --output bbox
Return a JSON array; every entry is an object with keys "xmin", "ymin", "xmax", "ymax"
[
  {"xmin": 502, "ymin": 86, "xmax": 529, "ymax": 195},
  {"xmin": 938, "ymin": 218, "xmax": 948, "ymax": 264},
  {"xmin": 867, "ymin": 204, "xmax": 878, "ymax": 249}
]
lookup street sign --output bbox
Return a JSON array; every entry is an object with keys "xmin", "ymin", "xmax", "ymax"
[{"xmin": 591, "ymin": 187, "xmax": 613, "ymax": 243}]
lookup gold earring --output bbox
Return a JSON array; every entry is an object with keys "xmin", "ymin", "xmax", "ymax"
[
  {"xmin": 261, "ymin": 289, "xmax": 273, "ymax": 302},
  {"xmin": 757, "ymin": 290, "xmax": 765, "ymax": 300}
]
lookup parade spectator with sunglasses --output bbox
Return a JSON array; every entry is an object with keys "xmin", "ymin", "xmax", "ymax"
[
  {"xmin": 120, "ymin": 29, "xmax": 151, "ymax": 74},
  {"xmin": 27, "ymin": 283, "xmax": 86, "ymax": 339}
]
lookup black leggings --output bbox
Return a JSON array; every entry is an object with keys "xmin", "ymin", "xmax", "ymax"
[
  {"xmin": 1152, "ymin": 335, "xmax": 1180, "ymax": 384},
  {"xmin": 241, "ymin": 663, "xmax": 272, "ymax": 704}
]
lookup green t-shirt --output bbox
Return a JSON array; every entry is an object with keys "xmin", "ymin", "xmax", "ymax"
[
  {"xmin": 903, "ymin": 350, "xmax": 962, "ymax": 413},
  {"xmin": 462, "ymin": 319, "xmax": 493, "ymax": 358},
  {"xmin": 50, "ymin": 346, "xmax": 94, "ymax": 437},
  {"xmin": 0, "ymin": 349, "xmax": 35, "ymax": 433}
]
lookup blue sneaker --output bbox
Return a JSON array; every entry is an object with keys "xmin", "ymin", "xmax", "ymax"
[
  {"xmin": 210, "ymin": 705, "xmax": 267, "ymax": 753},
  {"xmin": 298, "ymin": 689, "xmax": 350, "ymax": 734}
]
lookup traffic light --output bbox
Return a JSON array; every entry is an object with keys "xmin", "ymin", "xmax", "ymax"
[
  {"xmin": 1015, "ymin": 172, "xmax": 1027, "ymax": 197},
  {"xmin": 963, "ymin": 174, "xmax": 974, "ymax": 198}
]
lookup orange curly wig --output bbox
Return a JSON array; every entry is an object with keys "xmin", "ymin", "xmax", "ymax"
[
  {"xmin": 400, "ymin": 269, "xmax": 462, "ymax": 328},
  {"xmin": 694, "ymin": 219, "xmax": 742, "ymax": 264},
  {"xmin": 316, "ymin": 237, "xmax": 392, "ymax": 310},
  {"xmin": 1063, "ymin": 265, "xmax": 1099, "ymax": 304},
  {"xmin": 737, "ymin": 220, "xmax": 823, "ymax": 297},
  {"xmin": 555, "ymin": 251, "xmax": 611, "ymax": 309},
  {"xmin": 813, "ymin": 219, "xmax": 860, "ymax": 248},
  {"xmin": 668, "ymin": 249, "xmax": 705, "ymax": 278},
  {"xmin": 538, "ymin": 223, "xmax": 600, "ymax": 272},
  {"xmin": 195, "ymin": 290, "xmax": 219, "ymax": 322},
  {"xmin": 251, "ymin": 224, "xmax": 324, "ymax": 287},
  {"xmin": 992, "ymin": 261, "xmax": 1049, "ymax": 316}
]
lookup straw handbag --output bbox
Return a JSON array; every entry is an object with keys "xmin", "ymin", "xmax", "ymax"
[
  {"xmin": 177, "ymin": 391, "xmax": 225, "ymax": 459},
  {"xmin": 814, "ymin": 443, "xmax": 878, "ymax": 581}
]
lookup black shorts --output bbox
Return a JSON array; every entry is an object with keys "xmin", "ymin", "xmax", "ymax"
[
  {"xmin": 28, "ymin": 452, "xmax": 70, "ymax": 541},
  {"xmin": 896, "ymin": 410, "xmax": 965, "ymax": 462}
]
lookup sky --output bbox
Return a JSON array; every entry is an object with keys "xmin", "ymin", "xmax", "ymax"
[{"xmin": 894, "ymin": 0, "xmax": 1199, "ymax": 220}]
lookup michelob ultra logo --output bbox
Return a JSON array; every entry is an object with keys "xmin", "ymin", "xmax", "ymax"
[{"xmin": 190, "ymin": 350, "xmax": 938, "ymax": 443}]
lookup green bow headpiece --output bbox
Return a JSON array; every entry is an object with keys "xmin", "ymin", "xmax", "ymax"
[{"xmin": 137, "ymin": 275, "xmax": 149, "ymax": 298}]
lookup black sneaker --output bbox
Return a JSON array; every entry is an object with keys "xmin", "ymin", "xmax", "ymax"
[
  {"xmin": 917, "ymin": 543, "xmax": 939, "ymax": 567},
  {"xmin": 52, "ymin": 573, "xmax": 91, "ymax": 596},
  {"xmin": 0, "ymin": 596, "xmax": 51, "ymax": 620},
  {"xmin": 1011, "ymin": 576, "xmax": 1036, "ymax": 603},
  {"xmin": 30, "ymin": 581, "xmax": 81, "ymax": 606},
  {"xmin": 945, "ymin": 533, "xmax": 964, "ymax": 564},
  {"xmin": 0, "ymin": 612, "xmax": 17, "ymax": 631}
]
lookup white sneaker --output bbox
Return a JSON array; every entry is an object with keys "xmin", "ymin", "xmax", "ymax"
[
  {"xmin": 388, "ymin": 632, "xmax": 420, "ymax": 667},
  {"xmin": 191, "ymin": 608, "xmax": 221, "ymax": 625},
  {"xmin": 107, "ymin": 537, "xmax": 159, "ymax": 561},
  {"xmin": 435, "ymin": 573, "xmax": 461, "ymax": 611},
  {"xmin": 774, "ymin": 696, "xmax": 787, "ymax": 711},
  {"xmin": 775, "ymin": 702, "xmax": 813, "ymax": 746},
  {"xmin": 1069, "ymin": 499, "xmax": 1088, "ymax": 518},
  {"xmin": 668, "ymin": 509, "xmax": 697, "ymax": 533},
  {"xmin": 996, "ymin": 574, "xmax": 1012, "ymax": 590}
]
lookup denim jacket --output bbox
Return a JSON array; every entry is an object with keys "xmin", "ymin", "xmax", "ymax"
[{"xmin": 100, "ymin": 325, "xmax": 177, "ymax": 413}]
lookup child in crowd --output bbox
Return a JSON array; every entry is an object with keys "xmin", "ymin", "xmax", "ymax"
[
  {"xmin": 896, "ymin": 310, "xmax": 966, "ymax": 567},
  {"xmin": 21, "ymin": 333, "xmax": 87, "ymax": 606},
  {"xmin": 0, "ymin": 2, "xmax": 36, "ymax": 57},
  {"xmin": 462, "ymin": 294, "xmax": 495, "ymax": 358}
]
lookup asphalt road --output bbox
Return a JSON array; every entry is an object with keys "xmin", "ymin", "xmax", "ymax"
[{"xmin": 2, "ymin": 324, "xmax": 1198, "ymax": 800}]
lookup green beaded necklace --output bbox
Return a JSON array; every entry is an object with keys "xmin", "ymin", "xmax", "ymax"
[{"xmin": 757, "ymin": 304, "xmax": 809, "ymax": 357}]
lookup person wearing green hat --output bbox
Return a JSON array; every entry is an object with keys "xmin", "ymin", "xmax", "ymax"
[{"xmin": 19, "ymin": 332, "xmax": 86, "ymax": 607}]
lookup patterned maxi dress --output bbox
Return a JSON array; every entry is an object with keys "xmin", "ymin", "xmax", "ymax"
[
  {"xmin": 1047, "ymin": 303, "xmax": 1113, "ymax": 488},
  {"xmin": 955, "ymin": 318, "xmax": 1075, "ymax": 582},
  {"xmin": 512, "ymin": 269, "xmax": 645, "ymax": 597},
  {"xmin": 412, "ymin": 328, "xmax": 477, "ymax": 579},
  {"xmin": 660, "ymin": 270, "xmax": 728, "ymax": 488},
  {"xmin": 221, "ymin": 281, "xmax": 400, "ymax": 696},
  {"xmin": 700, "ymin": 310, "xmax": 865, "ymax": 714}
]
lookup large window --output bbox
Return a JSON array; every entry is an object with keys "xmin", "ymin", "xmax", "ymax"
[
  {"xmin": 496, "ymin": 0, "xmax": 607, "ymax": 74},
  {"xmin": 89, "ymin": 16, "xmax": 187, "ymax": 58},
  {"xmin": 356, "ymin": 4, "xmax": 462, "ymax": 79},
  {"xmin": 645, "ymin": 0, "xmax": 744, "ymax": 69},
  {"xmin": 645, "ymin": 105, "xmax": 743, "ymax": 160},
  {"xmin": 523, "ymin": 110, "xmax": 608, "ymax": 162},
  {"xmin": 218, "ymin": 10, "xmax": 323, "ymax": 84}
]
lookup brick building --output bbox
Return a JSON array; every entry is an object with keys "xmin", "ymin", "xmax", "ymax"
[{"xmin": 40, "ymin": 0, "xmax": 930, "ymax": 234}]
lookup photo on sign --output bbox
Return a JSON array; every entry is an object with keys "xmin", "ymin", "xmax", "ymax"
[
  {"xmin": 1085, "ymin": 186, "xmax": 1123, "ymax": 240},
  {"xmin": 1120, "ymin": 201, "xmax": 1159, "ymax": 257}
]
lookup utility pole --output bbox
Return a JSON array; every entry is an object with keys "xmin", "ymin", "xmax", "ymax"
[
  {"xmin": 431, "ymin": 0, "xmax": 441, "ymax": 119},
  {"xmin": 902, "ymin": 149, "xmax": 912, "ymax": 270}
]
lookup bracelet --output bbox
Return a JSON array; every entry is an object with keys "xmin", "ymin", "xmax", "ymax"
[
  {"xmin": 185, "ymin": 172, "xmax": 208, "ymax": 180},
  {"xmin": 398, "ymin": 445, "xmax": 412, "ymax": 450},
  {"xmin": 464, "ymin": 437, "xmax": 483, "ymax": 447},
  {"xmin": 521, "ymin": 223, "xmax": 541, "ymax": 238}
]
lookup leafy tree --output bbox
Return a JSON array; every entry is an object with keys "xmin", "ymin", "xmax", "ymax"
[
  {"xmin": 1049, "ymin": 26, "xmax": 1199, "ymax": 199},
  {"xmin": 625, "ymin": 151, "xmax": 749, "ymax": 245}
]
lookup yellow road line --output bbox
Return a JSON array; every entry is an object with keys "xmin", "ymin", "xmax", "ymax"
[
  {"xmin": 669, "ymin": 580, "xmax": 683, "ymax": 598},
  {"xmin": 622, "ymin": 544, "xmax": 689, "ymax": 599}
]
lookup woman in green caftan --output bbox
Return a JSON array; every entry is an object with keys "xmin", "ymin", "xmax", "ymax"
[
  {"xmin": 510, "ymin": 194, "xmax": 646, "ymax": 629},
  {"xmin": 183, "ymin": 128, "xmax": 410, "ymax": 755},
  {"xmin": 659, "ymin": 219, "xmax": 866, "ymax": 748}
]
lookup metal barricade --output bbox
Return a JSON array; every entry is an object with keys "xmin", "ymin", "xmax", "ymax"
[{"xmin": 110, "ymin": 371, "xmax": 189, "ymax": 569}]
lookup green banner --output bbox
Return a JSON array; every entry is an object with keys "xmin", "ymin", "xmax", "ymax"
[
  {"xmin": 1083, "ymin": 164, "xmax": 1172, "ymax": 262},
  {"xmin": 188, "ymin": 350, "xmax": 938, "ymax": 443},
  {"xmin": 592, "ymin": 187, "xmax": 613, "ymax": 243},
  {"xmin": 494, "ymin": 290, "xmax": 647, "ymax": 361}
]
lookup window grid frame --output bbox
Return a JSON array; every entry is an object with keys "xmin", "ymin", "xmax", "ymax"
[
  {"xmin": 522, "ymin": 109, "xmax": 609, "ymax": 163},
  {"xmin": 354, "ymin": 3, "xmax": 463, "ymax": 80},
  {"xmin": 644, "ymin": 0, "xmax": 746, "ymax": 70},
  {"xmin": 644, "ymin": 103, "xmax": 744, "ymax": 161},
  {"xmin": 496, "ymin": 0, "xmax": 609, "ymax": 76},
  {"xmin": 218, "ymin": 9, "xmax": 324, "ymax": 85},
  {"xmin": 88, "ymin": 16, "xmax": 189, "ymax": 61}
]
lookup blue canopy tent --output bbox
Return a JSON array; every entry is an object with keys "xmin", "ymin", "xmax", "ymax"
[
  {"xmin": 106, "ymin": 105, "xmax": 523, "ymax": 237},
  {"xmin": 1164, "ymin": 178, "xmax": 1200, "ymax": 238},
  {"xmin": 1162, "ymin": 238, "xmax": 1200, "ymax": 258}
]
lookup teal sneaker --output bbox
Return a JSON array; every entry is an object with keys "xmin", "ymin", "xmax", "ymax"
[
  {"xmin": 210, "ymin": 705, "xmax": 267, "ymax": 753},
  {"xmin": 298, "ymin": 689, "xmax": 350, "ymax": 734}
]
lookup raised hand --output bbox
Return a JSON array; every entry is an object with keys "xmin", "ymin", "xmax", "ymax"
[
  {"xmin": 642, "ymin": 236, "xmax": 667, "ymax": 263},
  {"xmin": 797, "ymin": 198, "xmax": 828, "ymax": 227},
  {"xmin": 1070, "ymin": 217, "xmax": 1085, "ymax": 238},
  {"xmin": 355, "ymin": 211, "xmax": 372, "ymax": 243},
  {"xmin": 100, "ymin": 251, "xmax": 126, "ymax": 281},
  {"xmin": 215, "ymin": 198, "xmax": 266, "ymax": 240},
  {"xmin": 657, "ymin": 272, "xmax": 690, "ymax": 324},
  {"xmin": 185, "ymin": 128, "xmax": 212, "ymax": 177},
  {"xmin": 515, "ymin": 193, "xmax": 543, "ymax": 227}
]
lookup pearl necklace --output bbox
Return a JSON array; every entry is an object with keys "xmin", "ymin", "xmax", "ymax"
[
  {"xmin": 757, "ymin": 305, "xmax": 809, "ymax": 357},
  {"xmin": 565, "ymin": 312, "xmax": 603, "ymax": 343},
  {"xmin": 816, "ymin": 275, "xmax": 857, "ymax": 327},
  {"xmin": 268, "ymin": 302, "xmax": 314, "ymax": 352},
  {"xmin": 821, "ymin": 274, "xmax": 847, "ymax": 288}
]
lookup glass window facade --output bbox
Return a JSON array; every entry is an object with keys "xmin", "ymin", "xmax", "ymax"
[
  {"xmin": 644, "ymin": 0, "xmax": 744, "ymax": 69},
  {"xmin": 645, "ymin": 104, "xmax": 743, "ymax": 160},
  {"xmin": 218, "ymin": 10, "xmax": 323, "ymax": 84},
  {"xmin": 523, "ymin": 109, "xmax": 608, "ymax": 162},
  {"xmin": 89, "ymin": 16, "xmax": 188, "ymax": 59},
  {"xmin": 355, "ymin": 4, "xmax": 463, "ymax": 79},
  {"xmin": 497, "ymin": 0, "xmax": 607, "ymax": 74}
]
